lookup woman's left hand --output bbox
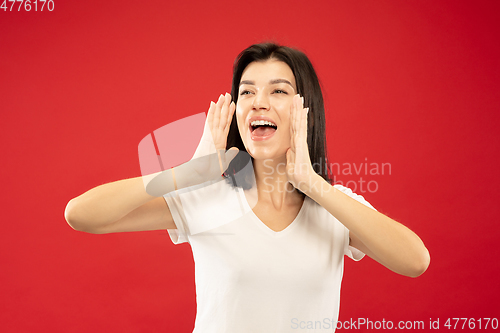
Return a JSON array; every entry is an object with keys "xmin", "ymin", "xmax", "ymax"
[{"xmin": 286, "ymin": 94, "xmax": 317, "ymax": 194}]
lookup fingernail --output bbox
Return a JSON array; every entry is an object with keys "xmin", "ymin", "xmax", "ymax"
[
  {"xmin": 306, "ymin": 108, "xmax": 309, "ymax": 114},
  {"xmin": 301, "ymin": 97, "xmax": 304, "ymax": 104}
]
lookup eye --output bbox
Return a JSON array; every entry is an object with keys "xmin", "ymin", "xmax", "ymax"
[
  {"xmin": 273, "ymin": 89, "xmax": 288, "ymax": 94},
  {"xmin": 239, "ymin": 90, "xmax": 252, "ymax": 96}
]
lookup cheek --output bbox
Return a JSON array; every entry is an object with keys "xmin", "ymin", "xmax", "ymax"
[
  {"xmin": 235, "ymin": 108, "xmax": 245, "ymax": 131},
  {"xmin": 278, "ymin": 106, "xmax": 292, "ymax": 132},
  {"xmin": 235, "ymin": 104, "xmax": 244, "ymax": 118},
  {"xmin": 235, "ymin": 108, "xmax": 249, "ymax": 143}
]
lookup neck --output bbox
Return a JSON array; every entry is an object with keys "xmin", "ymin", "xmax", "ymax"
[{"xmin": 252, "ymin": 156, "xmax": 303, "ymax": 209}]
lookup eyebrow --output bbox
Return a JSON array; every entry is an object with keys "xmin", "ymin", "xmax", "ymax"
[{"xmin": 239, "ymin": 79, "xmax": 294, "ymax": 88}]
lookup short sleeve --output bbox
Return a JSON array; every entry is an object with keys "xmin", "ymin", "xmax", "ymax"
[
  {"xmin": 163, "ymin": 190, "xmax": 191, "ymax": 245},
  {"xmin": 163, "ymin": 179, "xmax": 250, "ymax": 245},
  {"xmin": 333, "ymin": 184, "xmax": 377, "ymax": 261}
]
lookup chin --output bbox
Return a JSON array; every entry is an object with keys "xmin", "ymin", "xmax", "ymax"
[
  {"xmin": 240, "ymin": 132, "xmax": 288, "ymax": 161},
  {"xmin": 246, "ymin": 147, "xmax": 287, "ymax": 161}
]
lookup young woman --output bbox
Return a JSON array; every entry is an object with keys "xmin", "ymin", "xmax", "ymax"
[{"xmin": 65, "ymin": 43, "xmax": 430, "ymax": 332}]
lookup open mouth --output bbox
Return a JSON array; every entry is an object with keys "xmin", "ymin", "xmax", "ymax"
[{"xmin": 250, "ymin": 120, "xmax": 277, "ymax": 138}]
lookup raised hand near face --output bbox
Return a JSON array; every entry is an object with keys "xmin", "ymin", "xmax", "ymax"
[
  {"xmin": 143, "ymin": 93, "xmax": 240, "ymax": 197},
  {"xmin": 190, "ymin": 92, "xmax": 239, "ymax": 178},
  {"xmin": 286, "ymin": 94, "xmax": 314, "ymax": 193},
  {"xmin": 193, "ymin": 93, "xmax": 236, "ymax": 157}
]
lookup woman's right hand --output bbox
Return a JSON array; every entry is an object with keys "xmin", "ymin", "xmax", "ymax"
[
  {"xmin": 144, "ymin": 93, "xmax": 239, "ymax": 196},
  {"xmin": 193, "ymin": 93, "xmax": 236, "ymax": 156},
  {"xmin": 190, "ymin": 92, "xmax": 239, "ymax": 178}
]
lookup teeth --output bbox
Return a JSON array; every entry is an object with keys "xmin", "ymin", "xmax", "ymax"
[{"xmin": 250, "ymin": 120, "xmax": 277, "ymax": 127}]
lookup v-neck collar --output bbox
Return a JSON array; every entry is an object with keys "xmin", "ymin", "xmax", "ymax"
[{"xmin": 237, "ymin": 187, "xmax": 308, "ymax": 237}]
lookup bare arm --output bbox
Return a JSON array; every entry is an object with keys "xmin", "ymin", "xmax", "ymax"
[
  {"xmin": 65, "ymin": 93, "xmax": 238, "ymax": 234},
  {"xmin": 64, "ymin": 176, "xmax": 176, "ymax": 234},
  {"xmin": 308, "ymin": 177, "xmax": 430, "ymax": 278}
]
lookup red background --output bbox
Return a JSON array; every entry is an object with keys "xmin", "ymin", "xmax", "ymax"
[{"xmin": 1, "ymin": 0, "xmax": 499, "ymax": 332}]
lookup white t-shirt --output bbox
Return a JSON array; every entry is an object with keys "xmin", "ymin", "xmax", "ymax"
[{"xmin": 164, "ymin": 178, "xmax": 375, "ymax": 333}]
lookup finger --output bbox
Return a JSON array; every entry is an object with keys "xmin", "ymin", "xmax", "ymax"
[
  {"xmin": 300, "ymin": 108, "xmax": 309, "ymax": 142},
  {"xmin": 291, "ymin": 94, "xmax": 298, "ymax": 134},
  {"xmin": 213, "ymin": 94, "xmax": 224, "ymax": 131},
  {"xmin": 207, "ymin": 101, "xmax": 215, "ymax": 129},
  {"xmin": 290, "ymin": 127, "xmax": 296, "ymax": 153},
  {"xmin": 219, "ymin": 93, "xmax": 231, "ymax": 130},
  {"xmin": 294, "ymin": 95, "xmax": 302, "ymax": 137},
  {"xmin": 227, "ymin": 101, "xmax": 235, "ymax": 129},
  {"xmin": 224, "ymin": 101, "xmax": 235, "ymax": 138},
  {"xmin": 290, "ymin": 95, "xmax": 298, "ymax": 149},
  {"xmin": 286, "ymin": 148, "xmax": 296, "ymax": 177}
]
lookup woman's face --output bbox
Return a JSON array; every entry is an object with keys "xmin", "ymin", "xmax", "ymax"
[{"xmin": 236, "ymin": 59, "xmax": 297, "ymax": 161}]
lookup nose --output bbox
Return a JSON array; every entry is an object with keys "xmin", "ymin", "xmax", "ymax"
[{"xmin": 252, "ymin": 90, "xmax": 270, "ymax": 111}]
